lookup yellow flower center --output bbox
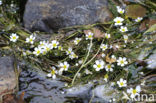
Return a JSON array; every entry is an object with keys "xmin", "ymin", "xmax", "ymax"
[
  {"xmin": 120, "ymin": 60, "xmax": 124, "ymax": 64},
  {"xmin": 120, "ymin": 11, "xmax": 123, "ymax": 14},
  {"xmin": 117, "ymin": 20, "xmax": 121, "ymax": 23},
  {"xmin": 122, "ymin": 29, "xmax": 125, "ymax": 32},
  {"xmin": 58, "ymin": 46, "xmax": 62, "ymax": 50},
  {"xmin": 88, "ymin": 35, "xmax": 92, "ymax": 39},
  {"xmin": 29, "ymin": 38, "xmax": 33, "ymax": 42},
  {"xmin": 104, "ymin": 74, "xmax": 108, "ymax": 78},
  {"xmin": 37, "ymin": 50, "xmax": 40, "ymax": 54},
  {"xmin": 124, "ymin": 38, "xmax": 128, "ymax": 41},
  {"xmin": 51, "ymin": 70, "xmax": 55, "ymax": 75},
  {"xmin": 107, "ymin": 65, "xmax": 111, "ymax": 69},
  {"xmin": 120, "ymin": 82, "xmax": 124, "ymax": 86},
  {"xmin": 46, "ymin": 47, "xmax": 50, "ymax": 51},
  {"xmin": 132, "ymin": 89, "xmax": 137, "ymax": 94},
  {"xmin": 77, "ymin": 40, "xmax": 80, "ymax": 43},
  {"xmin": 13, "ymin": 36, "xmax": 16, "ymax": 40},
  {"xmin": 53, "ymin": 43, "xmax": 57, "ymax": 47},
  {"xmin": 103, "ymin": 46, "xmax": 107, "ymax": 49},
  {"xmin": 73, "ymin": 54, "xmax": 77, "ymax": 58},
  {"xmin": 63, "ymin": 65, "xmax": 67, "ymax": 69},
  {"xmin": 97, "ymin": 64, "xmax": 101, "ymax": 68},
  {"xmin": 68, "ymin": 51, "xmax": 71, "ymax": 54},
  {"xmin": 43, "ymin": 51, "xmax": 47, "ymax": 55}
]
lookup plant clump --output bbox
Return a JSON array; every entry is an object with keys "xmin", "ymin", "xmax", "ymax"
[{"xmin": 0, "ymin": 0, "xmax": 156, "ymax": 102}]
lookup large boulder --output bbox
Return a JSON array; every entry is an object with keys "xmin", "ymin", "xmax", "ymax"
[
  {"xmin": 23, "ymin": 0, "xmax": 112, "ymax": 32},
  {"xmin": 0, "ymin": 56, "xmax": 18, "ymax": 103}
]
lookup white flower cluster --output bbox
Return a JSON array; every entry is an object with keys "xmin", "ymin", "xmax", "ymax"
[
  {"xmin": 66, "ymin": 47, "xmax": 78, "ymax": 59},
  {"xmin": 47, "ymin": 61, "xmax": 70, "ymax": 79},
  {"xmin": 114, "ymin": 6, "xmax": 143, "ymax": 44},
  {"xmin": 33, "ymin": 40, "xmax": 59, "ymax": 56}
]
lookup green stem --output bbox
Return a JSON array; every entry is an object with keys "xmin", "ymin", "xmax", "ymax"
[
  {"xmin": 83, "ymin": 39, "xmax": 104, "ymax": 67},
  {"xmin": 71, "ymin": 39, "xmax": 93, "ymax": 86}
]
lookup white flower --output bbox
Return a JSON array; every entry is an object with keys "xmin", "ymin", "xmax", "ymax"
[
  {"xmin": 101, "ymin": 53, "xmax": 106, "ymax": 58},
  {"xmin": 117, "ymin": 6, "xmax": 124, "ymax": 14},
  {"xmin": 58, "ymin": 46, "xmax": 63, "ymax": 51},
  {"xmin": 39, "ymin": 41, "xmax": 47, "ymax": 48},
  {"xmin": 59, "ymin": 61, "xmax": 70, "ymax": 72},
  {"xmin": 33, "ymin": 47, "xmax": 42, "ymax": 56},
  {"xmin": 74, "ymin": 38, "xmax": 82, "ymax": 45},
  {"xmin": 104, "ymin": 74, "xmax": 108, "ymax": 82},
  {"xmin": 75, "ymin": 63, "xmax": 79, "ymax": 66},
  {"xmin": 112, "ymin": 98, "xmax": 116, "ymax": 101},
  {"xmin": 58, "ymin": 69, "xmax": 63, "ymax": 75},
  {"xmin": 77, "ymin": 73, "xmax": 81, "ymax": 78},
  {"xmin": 114, "ymin": 17, "xmax": 124, "ymax": 26},
  {"xmin": 47, "ymin": 67, "xmax": 57, "ymax": 79},
  {"xmin": 105, "ymin": 64, "xmax": 114, "ymax": 72},
  {"xmin": 23, "ymin": 50, "xmax": 31, "ymax": 56},
  {"xmin": 10, "ymin": 33, "xmax": 19, "ymax": 42},
  {"xmin": 111, "ymin": 82, "xmax": 115, "ymax": 86},
  {"xmin": 127, "ymin": 85, "xmax": 141, "ymax": 98},
  {"xmin": 93, "ymin": 60, "xmax": 105, "ymax": 71},
  {"xmin": 120, "ymin": 26, "xmax": 128, "ymax": 32},
  {"xmin": 78, "ymin": 60, "xmax": 83, "ymax": 64},
  {"xmin": 135, "ymin": 17, "xmax": 143, "ymax": 22},
  {"xmin": 123, "ymin": 35, "xmax": 128, "ymax": 43},
  {"xmin": 117, "ymin": 57, "xmax": 128, "ymax": 67},
  {"xmin": 41, "ymin": 48, "xmax": 48, "ymax": 55},
  {"xmin": 66, "ymin": 47, "xmax": 72, "ymax": 55},
  {"xmin": 100, "ymin": 44, "xmax": 108, "ymax": 51},
  {"xmin": 117, "ymin": 78, "xmax": 127, "ymax": 87},
  {"xmin": 141, "ymin": 81, "xmax": 145, "ymax": 86},
  {"xmin": 26, "ymin": 35, "xmax": 35, "ymax": 44},
  {"xmin": 105, "ymin": 33, "xmax": 111, "ymax": 39},
  {"xmin": 0, "ymin": 1, "xmax": 2, "ymax": 5},
  {"xmin": 44, "ymin": 43, "xmax": 52, "ymax": 52},
  {"xmin": 85, "ymin": 69, "xmax": 93, "ymax": 75},
  {"xmin": 51, "ymin": 40, "xmax": 59, "ymax": 49},
  {"xmin": 115, "ymin": 45, "xmax": 120, "ymax": 49},
  {"xmin": 110, "ymin": 45, "xmax": 113, "ymax": 49},
  {"xmin": 86, "ymin": 32, "xmax": 94, "ymax": 40},
  {"xmin": 69, "ymin": 52, "xmax": 78, "ymax": 59},
  {"xmin": 23, "ymin": 52, "xmax": 27, "ymax": 56},
  {"xmin": 111, "ymin": 55, "xmax": 116, "ymax": 60}
]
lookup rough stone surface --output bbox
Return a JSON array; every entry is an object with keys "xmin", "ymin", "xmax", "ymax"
[
  {"xmin": 0, "ymin": 56, "xmax": 17, "ymax": 102},
  {"xmin": 23, "ymin": 0, "xmax": 112, "ymax": 32}
]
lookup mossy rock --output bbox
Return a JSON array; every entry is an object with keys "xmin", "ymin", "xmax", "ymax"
[{"xmin": 126, "ymin": 4, "xmax": 146, "ymax": 19}]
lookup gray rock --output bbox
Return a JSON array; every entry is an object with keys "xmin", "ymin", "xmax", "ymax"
[
  {"xmin": 0, "ymin": 56, "xmax": 18, "ymax": 102},
  {"xmin": 66, "ymin": 82, "xmax": 119, "ymax": 103},
  {"xmin": 23, "ymin": 0, "xmax": 112, "ymax": 32},
  {"xmin": 147, "ymin": 53, "xmax": 156, "ymax": 69},
  {"xmin": 92, "ymin": 85, "xmax": 119, "ymax": 102},
  {"xmin": 66, "ymin": 83, "xmax": 93, "ymax": 97}
]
